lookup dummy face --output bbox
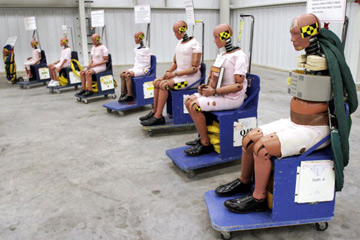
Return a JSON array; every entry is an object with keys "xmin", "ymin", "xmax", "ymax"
[
  {"xmin": 213, "ymin": 24, "xmax": 232, "ymax": 48},
  {"xmin": 60, "ymin": 38, "xmax": 68, "ymax": 47},
  {"xmin": 30, "ymin": 40, "xmax": 38, "ymax": 48},
  {"xmin": 290, "ymin": 14, "xmax": 320, "ymax": 51},
  {"xmin": 134, "ymin": 32, "xmax": 145, "ymax": 44},
  {"xmin": 91, "ymin": 34, "xmax": 101, "ymax": 45},
  {"xmin": 173, "ymin": 21, "xmax": 187, "ymax": 40}
]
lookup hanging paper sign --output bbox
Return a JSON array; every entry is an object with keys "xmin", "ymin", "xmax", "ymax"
[
  {"xmin": 306, "ymin": 0, "xmax": 346, "ymax": 22},
  {"xmin": 5, "ymin": 36, "xmax": 17, "ymax": 47},
  {"xmin": 184, "ymin": 0, "xmax": 195, "ymax": 26},
  {"xmin": 62, "ymin": 25, "xmax": 68, "ymax": 31},
  {"xmin": 24, "ymin": 16, "xmax": 37, "ymax": 31},
  {"xmin": 134, "ymin": 5, "xmax": 151, "ymax": 24},
  {"xmin": 91, "ymin": 10, "xmax": 105, "ymax": 27}
]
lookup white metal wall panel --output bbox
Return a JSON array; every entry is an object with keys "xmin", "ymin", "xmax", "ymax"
[
  {"xmin": 231, "ymin": 3, "xmax": 357, "ymax": 72},
  {"xmin": 103, "ymin": 9, "xmax": 219, "ymax": 65},
  {"xmin": 0, "ymin": 8, "xmax": 79, "ymax": 72}
]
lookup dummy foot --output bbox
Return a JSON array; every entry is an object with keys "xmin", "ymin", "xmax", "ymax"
[
  {"xmin": 119, "ymin": 95, "xmax": 135, "ymax": 103},
  {"xmin": 141, "ymin": 116, "xmax": 165, "ymax": 126},
  {"xmin": 186, "ymin": 137, "xmax": 200, "ymax": 146},
  {"xmin": 185, "ymin": 142, "xmax": 214, "ymax": 156},
  {"xmin": 224, "ymin": 195, "xmax": 267, "ymax": 214},
  {"xmin": 77, "ymin": 89, "xmax": 87, "ymax": 95},
  {"xmin": 118, "ymin": 93, "xmax": 126, "ymax": 102},
  {"xmin": 139, "ymin": 111, "xmax": 155, "ymax": 121},
  {"xmin": 215, "ymin": 179, "xmax": 252, "ymax": 197},
  {"xmin": 83, "ymin": 91, "xmax": 94, "ymax": 97}
]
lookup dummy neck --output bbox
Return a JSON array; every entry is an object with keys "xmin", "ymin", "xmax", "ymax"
[
  {"xmin": 225, "ymin": 38, "xmax": 237, "ymax": 53},
  {"xmin": 305, "ymin": 37, "xmax": 323, "ymax": 56},
  {"xmin": 139, "ymin": 41, "xmax": 145, "ymax": 48},
  {"xmin": 182, "ymin": 33, "xmax": 189, "ymax": 42}
]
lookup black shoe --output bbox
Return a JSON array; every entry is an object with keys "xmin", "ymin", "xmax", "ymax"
[
  {"xmin": 224, "ymin": 194, "xmax": 267, "ymax": 214},
  {"xmin": 185, "ymin": 142, "xmax": 214, "ymax": 156},
  {"xmin": 186, "ymin": 137, "xmax": 201, "ymax": 146},
  {"xmin": 83, "ymin": 91, "xmax": 94, "ymax": 97},
  {"xmin": 141, "ymin": 116, "xmax": 165, "ymax": 126},
  {"xmin": 215, "ymin": 178, "xmax": 252, "ymax": 197},
  {"xmin": 139, "ymin": 111, "xmax": 155, "ymax": 121},
  {"xmin": 119, "ymin": 95, "xmax": 135, "ymax": 103},
  {"xmin": 77, "ymin": 89, "xmax": 86, "ymax": 95},
  {"xmin": 118, "ymin": 93, "xmax": 127, "ymax": 102}
]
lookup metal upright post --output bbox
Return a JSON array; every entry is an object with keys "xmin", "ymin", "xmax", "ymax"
[{"xmin": 240, "ymin": 14, "xmax": 255, "ymax": 74}]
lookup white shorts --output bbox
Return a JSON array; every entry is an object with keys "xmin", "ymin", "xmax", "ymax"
[
  {"xmin": 259, "ymin": 118, "xmax": 330, "ymax": 158},
  {"xmin": 173, "ymin": 71, "xmax": 201, "ymax": 89},
  {"xmin": 128, "ymin": 67, "xmax": 149, "ymax": 77},
  {"xmin": 194, "ymin": 93, "xmax": 245, "ymax": 112},
  {"xmin": 54, "ymin": 62, "xmax": 70, "ymax": 69},
  {"xmin": 91, "ymin": 65, "xmax": 106, "ymax": 74},
  {"xmin": 24, "ymin": 60, "xmax": 37, "ymax": 68}
]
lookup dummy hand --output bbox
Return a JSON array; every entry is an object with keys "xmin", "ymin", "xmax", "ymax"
[
  {"xmin": 27, "ymin": 57, "xmax": 32, "ymax": 60},
  {"xmin": 202, "ymin": 86, "xmax": 216, "ymax": 97},
  {"xmin": 163, "ymin": 72, "xmax": 175, "ymax": 79},
  {"xmin": 198, "ymin": 84, "xmax": 206, "ymax": 95},
  {"xmin": 87, "ymin": 64, "xmax": 94, "ymax": 69}
]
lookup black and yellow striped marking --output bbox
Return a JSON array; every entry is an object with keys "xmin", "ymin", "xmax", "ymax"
[
  {"xmin": 173, "ymin": 81, "xmax": 188, "ymax": 90},
  {"xmin": 219, "ymin": 31, "xmax": 231, "ymax": 42},
  {"xmin": 300, "ymin": 23, "xmax": 319, "ymax": 39}
]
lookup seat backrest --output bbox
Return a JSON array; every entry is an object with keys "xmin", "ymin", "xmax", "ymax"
[
  {"xmin": 40, "ymin": 50, "xmax": 47, "ymax": 64},
  {"xmin": 71, "ymin": 51, "xmax": 78, "ymax": 61},
  {"xmin": 199, "ymin": 62, "xmax": 206, "ymax": 84},
  {"xmin": 148, "ymin": 55, "xmax": 157, "ymax": 76},
  {"xmin": 106, "ymin": 53, "xmax": 112, "ymax": 72},
  {"xmin": 233, "ymin": 73, "xmax": 260, "ymax": 113}
]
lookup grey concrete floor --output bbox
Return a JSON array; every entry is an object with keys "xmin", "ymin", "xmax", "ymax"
[{"xmin": 0, "ymin": 63, "xmax": 359, "ymax": 240}]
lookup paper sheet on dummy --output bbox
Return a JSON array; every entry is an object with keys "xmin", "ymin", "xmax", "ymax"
[
  {"xmin": 91, "ymin": 10, "xmax": 105, "ymax": 27},
  {"xmin": 307, "ymin": 0, "xmax": 346, "ymax": 22},
  {"xmin": 134, "ymin": 5, "xmax": 151, "ymax": 24},
  {"xmin": 24, "ymin": 17, "xmax": 36, "ymax": 31}
]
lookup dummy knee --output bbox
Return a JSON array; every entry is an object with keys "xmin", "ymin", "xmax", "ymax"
[
  {"xmin": 253, "ymin": 134, "xmax": 281, "ymax": 159},
  {"xmin": 190, "ymin": 101, "xmax": 202, "ymax": 113},
  {"xmin": 153, "ymin": 79, "xmax": 162, "ymax": 89},
  {"xmin": 160, "ymin": 81, "xmax": 171, "ymax": 91},
  {"xmin": 242, "ymin": 128, "xmax": 264, "ymax": 151}
]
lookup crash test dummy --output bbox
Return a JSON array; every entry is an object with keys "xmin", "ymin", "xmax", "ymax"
[
  {"xmin": 184, "ymin": 24, "xmax": 248, "ymax": 156},
  {"xmin": 77, "ymin": 33, "xmax": 109, "ymax": 97},
  {"xmin": 118, "ymin": 31, "xmax": 152, "ymax": 103},
  {"xmin": 48, "ymin": 37, "xmax": 71, "ymax": 87},
  {"xmin": 215, "ymin": 13, "xmax": 358, "ymax": 213},
  {"xmin": 23, "ymin": 38, "xmax": 41, "ymax": 78},
  {"xmin": 140, "ymin": 20, "xmax": 202, "ymax": 126},
  {"xmin": 3, "ymin": 44, "xmax": 17, "ymax": 84}
]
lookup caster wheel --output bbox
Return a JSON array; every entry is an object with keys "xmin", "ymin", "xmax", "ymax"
[
  {"xmin": 56, "ymin": 89, "xmax": 60, "ymax": 94},
  {"xmin": 83, "ymin": 99, "xmax": 88, "ymax": 104},
  {"xmin": 221, "ymin": 231, "xmax": 231, "ymax": 240},
  {"xmin": 315, "ymin": 222, "xmax": 328, "ymax": 231},
  {"xmin": 17, "ymin": 77, "xmax": 24, "ymax": 82},
  {"xmin": 20, "ymin": 85, "xmax": 24, "ymax": 89},
  {"xmin": 26, "ymin": 85, "xmax": 30, "ymax": 89},
  {"xmin": 112, "ymin": 94, "xmax": 116, "ymax": 99},
  {"xmin": 49, "ymin": 89, "xmax": 54, "ymax": 93},
  {"xmin": 104, "ymin": 94, "xmax": 108, "ymax": 98},
  {"xmin": 107, "ymin": 109, "xmax": 112, "ymax": 113},
  {"xmin": 76, "ymin": 97, "xmax": 81, "ymax": 102},
  {"xmin": 148, "ymin": 130, "xmax": 154, "ymax": 136},
  {"xmin": 43, "ymin": 81, "xmax": 47, "ymax": 85},
  {"xmin": 118, "ymin": 111, "xmax": 125, "ymax": 117},
  {"xmin": 75, "ymin": 85, "xmax": 79, "ymax": 90},
  {"xmin": 185, "ymin": 170, "xmax": 195, "ymax": 178}
]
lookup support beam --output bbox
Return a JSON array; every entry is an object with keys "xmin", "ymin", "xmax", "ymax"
[
  {"xmin": 79, "ymin": 0, "xmax": 89, "ymax": 65},
  {"xmin": 219, "ymin": 0, "xmax": 230, "ymax": 24}
]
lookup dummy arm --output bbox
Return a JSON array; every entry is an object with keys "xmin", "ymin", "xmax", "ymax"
[
  {"xmin": 201, "ymin": 74, "xmax": 244, "ymax": 97},
  {"xmin": 91, "ymin": 56, "xmax": 109, "ymax": 67},
  {"xmin": 176, "ymin": 53, "xmax": 201, "ymax": 76},
  {"xmin": 162, "ymin": 54, "xmax": 177, "ymax": 79},
  {"xmin": 34, "ymin": 51, "xmax": 42, "ymax": 64}
]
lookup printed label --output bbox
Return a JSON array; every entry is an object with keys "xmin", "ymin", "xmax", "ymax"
[
  {"xmin": 100, "ymin": 75, "xmax": 114, "ymax": 91},
  {"xmin": 233, "ymin": 117, "xmax": 257, "ymax": 147}
]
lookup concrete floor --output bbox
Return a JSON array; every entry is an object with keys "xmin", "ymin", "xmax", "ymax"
[{"xmin": 0, "ymin": 62, "xmax": 359, "ymax": 240}]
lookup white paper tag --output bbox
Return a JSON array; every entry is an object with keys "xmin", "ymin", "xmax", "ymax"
[
  {"xmin": 100, "ymin": 75, "xmax": 114, "ymax": 91},
  {"xmin": 69, "ymin": 71, "xmax": 81, "ymax": 84},
  {"xmin": 134, "ymin": 5, "xmax": 151, "ymax": 24},
  {"xmin": 183, "ymin": 94, "xmax": 190, "ymax": 114},
  {"xmin": 39, "ymin": 68, "xmax": 50, "ymax": 80},
  {"xmin": 233, "ymin": 117, "xmax": 257, "ymax": 147},
  {"xmin": 214, "ymin": 54, "xmax": 226, "ymax": 68},
  {"xmin": 91, "ymin": 10, "xmax": 105, "ymax": 27},
  {"xmin": 143, "ymin": 81, "xmax": 154, "ymax": 99},
  {"xmin": 24, "ymin": 16, "xmax": 37, "ymax": 31}
]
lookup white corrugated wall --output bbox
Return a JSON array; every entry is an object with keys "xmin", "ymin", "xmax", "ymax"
[
  {"xmin": 0, "ymin": 8, "xmax": 80, "ymax": 72},
  {"xmin": 231, "ymin": 2, "xmax": 358, "ymax": 72}
]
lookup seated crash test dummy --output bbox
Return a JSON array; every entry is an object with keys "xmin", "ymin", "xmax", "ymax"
[
  {"xmin": 3, "ymin": 44, "xmax": 17, "ymax": 84},
  {"xmin": 214, "ymin": 13, "xmax": 358, "ymax": 214},
  {"xmin": 48, "ymin": 37, "xmax": 71, "ymax": 87},
  {"xmin": 77, "ymin": 33, "xmax": 109, "ymax": 97},
  {"xmin": 23, "ymin": 38, "xmax": 41, "ymax": 78},
  {"xmin": 118, "ymin": 31, "xmax": 152, "ymax": 103},
  {"xmin": 140, "ymin": 20, "xmax": 202, "ymax": 126},
  {"xmin": 184, "ymin": 24, "xmax": 248, "ymax": 156}
]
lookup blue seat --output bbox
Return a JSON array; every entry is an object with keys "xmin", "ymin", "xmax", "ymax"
[
  {"xmin": 166, "ymin": 62, "xmax": 206, "ymax": 125},
  {"xmin": 205, "ymin": 73, "xmax": 260, "ymax": 160},
  {"xmin": 131, "ymin": 55, "xmax": 157, "ymax": 106},
  {"xmin": 30, "ymin": 50, "xmax": 50, "ymax": 81},
  {"xmin": 58, "ymin": 51, "xmax": 81, "ymax": 87},
  {"xmin": 92, "ymin": 53, "xmax": 116, "ymax": 96}
]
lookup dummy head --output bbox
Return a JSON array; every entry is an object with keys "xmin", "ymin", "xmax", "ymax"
[
  {"xmin": 213, "ymin": 24, "xmax": 233, "ymax": 48},
  {"xmin": 173, "ymin": 20, "xmax": 188, "ymax": 40},
  {"xmin": 31, "ymin": 39, "xmax": 39, "ymax": 48},
  {"xmin": 60, "ymin": 37, "xmax": 69, "ymax": 47},
  {"xmin": 134, "ymin": 31, "xmax": 145, "ymax": 44},
  {"xmin": 91, "ymin": 33, "xmax": 101, "ymax": 45},
  {"xmin": 290, "ymin": 13, "xmax": 321, "ymax": 51}
]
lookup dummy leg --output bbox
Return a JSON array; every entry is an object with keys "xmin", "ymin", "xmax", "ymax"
[
  {"xmin": 120, "ymin": 72, "xmax": 127, "ymax": 97},
  {"xmin": 83, "ymin": 70, "xmax": 95, "ymax": 96},
  {"xmin": 184, "ymin": 100, "xmax": 214, "ymax": 156},
  {"xmin": 184, "ymin": 95, "xmax": 201, "ymax": 145},
  {"xmin": 215, "ymin": 128, "xmax": 264, "ymax": 196},
  {"xmin": 77, "ymin": 70, "xmax": 87, "ymax": 95},
  {"xmin": 139, "ymin": 78, "xmax": 161, "ymax": 121},
  {"xmin": 224, "ymin": 134, "xmax": 281, "ymax": 213}
]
